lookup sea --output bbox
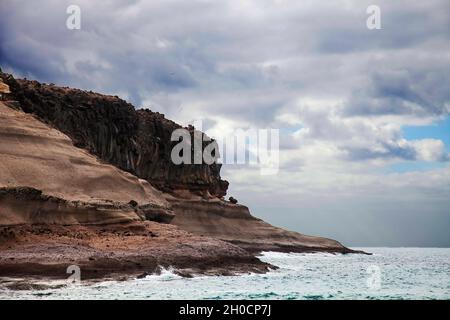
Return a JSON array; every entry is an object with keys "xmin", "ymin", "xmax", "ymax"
[{"xmin": 1, "ymin": 248, "xmax": 449, "ymax": 300}]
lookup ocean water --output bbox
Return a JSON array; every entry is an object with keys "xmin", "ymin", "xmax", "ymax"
[{"xmin": 1, "ymin": 248, "xmax": 449, "ymax": 300}]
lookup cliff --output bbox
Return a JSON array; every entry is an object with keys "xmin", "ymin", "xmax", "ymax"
[
  {"xmin": 0, "ymin": 70, "xmax": 362, "ymax": 272},
  {"xmin": 0, "ymin": 100, "xmax": 272, "ymax": 279}
]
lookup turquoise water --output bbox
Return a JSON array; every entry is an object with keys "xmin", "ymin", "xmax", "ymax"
[{"xmin": 1, "ymin": 248, "xmax": 449, "ymax": 299}]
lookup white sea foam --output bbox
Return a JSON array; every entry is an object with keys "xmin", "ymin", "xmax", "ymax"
[
  {"xmin": 1, "ymin": 248, "xmax": 449, "ymax": 300},
  {"xmin": 138, "ymin": 267, "xmax": 182, "ymax": 282}
]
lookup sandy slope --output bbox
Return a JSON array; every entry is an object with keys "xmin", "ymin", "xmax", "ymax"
[
  {"xmin": 0, "ymin": 101, "xmax": 167, "ymax": 205},
  {"xmin": 0, "ymin": 102, "xmax": 169, "ymax": 225}
]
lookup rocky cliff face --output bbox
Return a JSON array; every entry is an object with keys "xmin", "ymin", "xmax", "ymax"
[
  {"xmin": 1, "ymin": 72, "xmax": 228, "ymax": 198},
  {"xmin": 0, "ymin": 71, "xmax": 362, "ymax": 256}
]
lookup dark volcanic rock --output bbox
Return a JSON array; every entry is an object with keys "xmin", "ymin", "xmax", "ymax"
[
  {"xmin": 229, "ymin": 196, "xmax": 238, "ymax": 204},
  {"xmin": 0, "ymin": 72, "xmax": 228, "ymax": 198}
]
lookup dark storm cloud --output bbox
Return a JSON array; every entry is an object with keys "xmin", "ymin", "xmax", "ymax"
[
  {"xmin": 1, "ymin": 0, "xmax": 449, "ymax": 159},
  {"xmin": 343, "ymin": 64, "xmax": 450, "ymax": 118},
  {"xmin": 1, "ymin": 0, "xmax": 449, "ymax": 118},
  {"xmin": 0, "ymin": 0, "xmax": 208, "ymax": 105},
  {"xmin": 343, "ymin": 142, "xmax": 430, "ymax": 162}
]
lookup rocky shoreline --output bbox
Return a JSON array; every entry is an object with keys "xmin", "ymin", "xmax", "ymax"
[
  {"xmin": 0, "ymin": 218, "xmax": 366, "ymax": 289},
  {"xmin": 0, "ymin": 222, "xmax": 274, "ymax": 283}
]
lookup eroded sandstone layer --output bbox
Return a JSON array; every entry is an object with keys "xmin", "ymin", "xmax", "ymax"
[
  {"xmin": 0, "ymin": 100, "xmax": 171, "ymax": 225},
  {"xmin": 168, "ymin": 197, "xmax": 354, "ymax": 253}
]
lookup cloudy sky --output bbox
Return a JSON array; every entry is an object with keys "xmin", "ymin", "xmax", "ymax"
[{"xmin": 1, "ymin": 0, "xmax": 449, "ymax": 246}]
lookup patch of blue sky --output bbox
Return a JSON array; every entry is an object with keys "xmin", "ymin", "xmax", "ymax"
[
  {"xmin": 279, "ymin": 125, "xmax": 303, "ymax": 135},
  {"xmin": 402, "ymin": 117, "xmax": 450, "ymax": 153},
  {"xmin": 383, "ymin": 116, "xmax": 450, "ymax": 174},
  {"xmin": 385, "ymin": 161, "xmax": 447, "ymax": 174}
]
